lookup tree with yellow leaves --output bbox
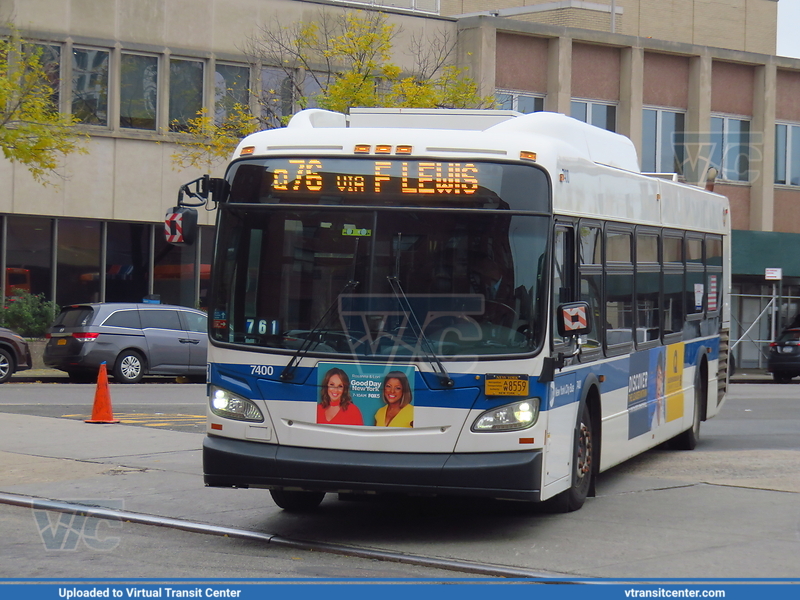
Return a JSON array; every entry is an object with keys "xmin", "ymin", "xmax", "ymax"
[
  {"xmin": 1, "ymin": 28, "xmax": 86, "ymax": 184},
  {"xmin": 171, "ymin": 10, "xmax": 493, "ymax": 169}
]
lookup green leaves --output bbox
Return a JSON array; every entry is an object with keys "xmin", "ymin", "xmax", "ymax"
[
  {"xmin": 171, "ymin": 9, "xmax": 493, "ymax": 169},
  {"xmin": 1, "ymin": 289, "xmax": 58, "ymax": 338}
]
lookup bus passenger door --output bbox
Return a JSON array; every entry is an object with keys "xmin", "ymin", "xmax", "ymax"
[
  {"xmin": 545, "ymin": 223, "xmax": 579, "ymax": 489},
  {"xmin": 545, "ymin": 372, "xmax": 578, "ymax": 488}
]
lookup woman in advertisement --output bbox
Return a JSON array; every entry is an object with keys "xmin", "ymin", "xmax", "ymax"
[
  {"xmin": 374, "ymin": 371, "xmax": 414, "ymax": 428},
  {"xmin": 317, "ymin": 368, "xmax": 364, "ymax": 425}
]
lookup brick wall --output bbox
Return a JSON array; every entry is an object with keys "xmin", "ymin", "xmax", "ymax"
[{"xmin": 442, "ymin": 0, "xmax": 777, "ymax": 55}]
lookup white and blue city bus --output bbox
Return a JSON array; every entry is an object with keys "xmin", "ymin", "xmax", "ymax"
[{"xmin": 175, "ymin": 108, "xmax": 731, "ymax": 513}]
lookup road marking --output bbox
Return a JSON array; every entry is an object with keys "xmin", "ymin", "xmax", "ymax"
[{"xmin": 62, "ymin": 412, "xmax": 205, "ymax": 428}]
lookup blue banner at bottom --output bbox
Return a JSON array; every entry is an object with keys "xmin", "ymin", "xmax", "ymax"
[{"xmin": 1, "ymin": 582, "xmax": 800, "ymax": 600}]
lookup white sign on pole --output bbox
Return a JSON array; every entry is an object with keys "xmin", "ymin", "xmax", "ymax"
[{"xmin": 765, "ymin": 268, "xmax": 783, "ymax": 281}]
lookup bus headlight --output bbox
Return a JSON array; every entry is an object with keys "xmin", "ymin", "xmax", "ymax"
[
  {"xmin": 210, "ymin": 386, "xmax": 264, "ymax": 422},
  {"xmin": 471, "ymin": 398, "xmax": 540, "ymax": 432}
]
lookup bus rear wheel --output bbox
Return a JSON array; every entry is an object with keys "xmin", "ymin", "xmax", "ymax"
[
  {"xmin": 269, "ymin": 489, "xmax": 325, "ymax": 512},
  {"xmin": 547, "ymin": 402, "xmax": 594, "ymax": 513},
  {"xmin": 670, "ymin": 381, "xmax": 702, "ymax": 450}
]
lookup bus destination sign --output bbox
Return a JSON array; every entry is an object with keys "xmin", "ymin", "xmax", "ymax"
[{"xmin": 270, "ymin": 158, "xmax": 499, "ymax": 197}]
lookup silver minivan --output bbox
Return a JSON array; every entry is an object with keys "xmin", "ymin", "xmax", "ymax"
[{"xmin": 44, "ymin": 303, "xmax": 207, "ymax": 383}]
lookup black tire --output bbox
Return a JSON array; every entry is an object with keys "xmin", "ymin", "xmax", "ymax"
[
  {"xmin": 772, "ymin": 372, "xmax": 793, "ymax": 384},
  {"xmin": 547, "ymin": 402, "xmax": 594, "ymax": 512},
  {"xmin": 0, "ymin": 348, "xmax": 14, "ymax": 384},
  {"xmin": 113, "ymin": 350, "xmax": 145, "ymax": 384},
  {"xmin": 270, "ymin": 489, "xmax": 325, "ymax": 512},
  {"xmin": 671, "ymin": 379, "xmax": 703, "ymax": 450},
  {"xmin": 67, "ymin": 370, "xmax": 96, "ymax": 383}
]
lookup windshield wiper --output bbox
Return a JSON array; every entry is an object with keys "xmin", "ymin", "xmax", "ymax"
[
  {"xmin": 280, "ymin": 279, "xmax": 359, "ymax": 382},
  {"xmin": 385, "ymin": 276, "xmax": 454, "ymax": 389}
]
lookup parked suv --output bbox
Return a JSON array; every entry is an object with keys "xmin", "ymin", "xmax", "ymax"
[
  {"xmin": 44, "ymin": 303, "xmax": 207, "ymax": 383},
  {"xmin": 0, "ymin": 327, "xmax": 32, "ymax": 384},
  {"xmin": 767, "ymin": 328, "xmax": 800, "ymax": 383}
]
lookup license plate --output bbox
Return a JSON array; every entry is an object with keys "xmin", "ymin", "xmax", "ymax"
[
  {"xmin": 57, "ymin": 338, "xmax": 67, "ymax": 346},
  {"xmin": 782, "ymin": 347, "xmax": 794, "ymax": 354},
  {"xmin": 485, "ymin": 374, "xmax": 529, "ymax": 397}
]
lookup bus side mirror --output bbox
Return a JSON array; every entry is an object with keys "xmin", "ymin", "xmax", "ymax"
[
  {"xmin": 556, "ymin": 301, "xmax": 592, "ymax": 338},
  {"xmin": 164, "ymin": 206, "xmax": 198, "ymax": 245},
  {"xmin": 206, "ymin": 176, "xmax": 228, "ymax": 202}
]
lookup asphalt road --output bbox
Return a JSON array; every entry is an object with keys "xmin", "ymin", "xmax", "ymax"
[
  {"xmin": 0, "ymin": 381, "xmax": 207, "ymax": 432},
  {"xmin": 0, "ymin": 381, "xmax": 798, "ymax": 580}
]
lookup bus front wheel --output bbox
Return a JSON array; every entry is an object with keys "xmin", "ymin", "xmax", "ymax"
[
  {"xmin": 547, "ymin": 402, "xmax": 594, "ymax": 512},
  {"xmin": 269, "ymin": 489, "xmax": 325, "ymax": 512}
]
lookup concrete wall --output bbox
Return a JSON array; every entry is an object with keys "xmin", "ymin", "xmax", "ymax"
[
  {"xmin": 441, "ymin": 0, "xmax": 778, "ymax": 55},
  {"xmin": 456, "ymin": 14, "xmax": 800, "ymax": 237}
]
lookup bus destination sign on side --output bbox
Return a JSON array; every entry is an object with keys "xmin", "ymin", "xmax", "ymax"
[
  {"xmin": 270, "ymin": 158, "xmax": 496, "ymax": 197},
  {"xmin": 485, "ymin": 374, "xmax": 530, "ymax": 397}
]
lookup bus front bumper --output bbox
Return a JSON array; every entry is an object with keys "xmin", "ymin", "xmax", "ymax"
[{"xmin": 203, "ymin": 435, "xmax": 542, "ymax": 502}]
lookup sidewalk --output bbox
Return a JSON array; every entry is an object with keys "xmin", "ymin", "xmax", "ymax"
[
  {"xmin": 0, "ymin": 411, "xmax": 264, "ymax": 525},
  {"xmin": 10, "ymin": 368, "xmax": 68, "ymax": 383}
]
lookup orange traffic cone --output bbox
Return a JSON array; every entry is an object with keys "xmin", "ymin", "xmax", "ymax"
[{"xmin": 85, "ymin": 363, "xmax": 119, "ymax": 424}]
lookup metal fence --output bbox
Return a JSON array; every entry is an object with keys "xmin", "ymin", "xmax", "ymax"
[{"xmin": 731, "ymin": 290, "xmax": 800, "ymax": 369}]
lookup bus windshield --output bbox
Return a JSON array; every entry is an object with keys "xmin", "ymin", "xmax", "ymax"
[{"xmin": 209, "ymin": 158, "xmax": 551, "ymax": 358}]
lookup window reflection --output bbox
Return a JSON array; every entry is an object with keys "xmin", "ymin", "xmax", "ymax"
[
  {"xmin": 170, "ymin": 58, "xmax": 204, "ymax": 132},
  {"xmin": 57, "ymin": 220, "xmax": 101, "ymax": 304},
  {"xmin": 105, "ymin": 222, "xmax": 150, "ymax": 303},
  {"xmin": 154, "ymin": 232, "xmax": 197, "ymax": 307},
  {"xmin": 571, "ymin": 100, "xmax": 616, "ymax": 132},
  {"xmin": 711, "ymin": 116, "xmax": 750, "ymax": 182},
  {"xmin": 26, "ymin": 44, "xmax": 61, "ymax": 109},
  {"xmin": 120, "ymin": 54, "xmax": 158, "ymax": 130},
  {"xmin": 72, "ymin": 48, "xmax": 109, "ymax": 125},
  {"xmin": 214, "ymin": 63, "xmax": 250, "ymax": 125},
  {"xmin": 260, "ymin": 67, "xmax": 293, "ymax": 127},
  {"xmin": 5, "ymin": 216, "xmax": 53, "ymax": 299}
]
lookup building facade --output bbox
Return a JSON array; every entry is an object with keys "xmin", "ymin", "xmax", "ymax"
[{"xmin": 2, "ymin": 0, "xmax": 798, "ymax": 368}]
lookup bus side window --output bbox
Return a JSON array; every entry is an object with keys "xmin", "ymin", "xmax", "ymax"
[
  {"xmin": 635, "ymin": 230, "xmax": 661, "ymax": 344},
  {"xmin": 551, "ymin": 226, "xmax": 575, "ymax": 346},
  {"xmin": 578, "ymin": 223, "xmax": 603, "ymax": 354},
  {"xmin": 663, "ymin": 233, "xmax": 685, "ymax": 338},
  {"xmin": 605, "ymin": 228, "xmax": 634, "ymax": 352}
]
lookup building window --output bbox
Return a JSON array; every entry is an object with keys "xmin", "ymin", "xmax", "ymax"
[
  {"xmin": 26, "ymin": 43, "xmax": 61, "ymax": 109},
  {"xmin": 571, "ymin": 100, "xmax": 616, "ymax": 132},
  {"xmin": 169, "ymin": 58, "xmax": 204, "ymax": 132},
  {"xmin": 303, "ymin": 72, "xmax": 325, "ymax": 110},
  {"xmin": 260, "ymin": 66, "xmax": 294, "ymax": 127},
  {"xmin": 72, "ymin": 47, "xmax": 109, "ymax": 126},
  {"xmin": 154, "ymin": 230, "xmax": 196, "ymax": 307},
  {"xmin": 105, "ymin": 222, "xmax": 150, "ymax": 304},
  {"xmin": 120, "ymin": 53, "xmax": 158, "ymax": 130},
  {"xmin": 56, "ymin": 219, "xmax": 101, "ymax": 305},
  {"xmin": 5, "ymin": 216, "xmax": 54, "ymax": 299},
  {"xmin": 496, "ymin": 91, "xmax": 545, "ymax": 114},
  {"xmin": 711, "ymin": 115, "xmax": 750, "ymax": 182},
  {"xmin": 642, "ymin": 108, "xmax": 685, "ymax": 174},
  {"xmin": 774, "ymin": 123, "xmax": 800, "ymax": 185},
  {"xmin": 214, "ymin": 63, "xmax": 250, "ymax": 124}
]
